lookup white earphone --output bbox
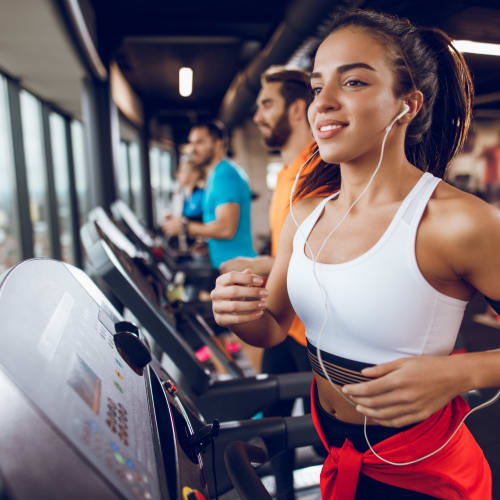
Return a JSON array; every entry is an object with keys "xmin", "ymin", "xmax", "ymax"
[{"xmin": 385, "ymin": 103, "xmax": 410, "ymax": 132}]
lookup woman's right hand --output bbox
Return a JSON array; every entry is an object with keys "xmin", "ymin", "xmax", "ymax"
[{"xmin": 211, "ymin": 269, "xmax": 269, "ymax": 326}]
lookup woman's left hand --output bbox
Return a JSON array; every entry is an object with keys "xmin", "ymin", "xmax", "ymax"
[{"xmin": 342, "ymin": 355, "xmax": 470, "ymax": 427}]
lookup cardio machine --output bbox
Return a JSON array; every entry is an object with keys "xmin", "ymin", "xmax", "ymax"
[
  {"xmin": 0, "ymin": 259, "xmax": 319, "ymax": 499},
  {"xmin": 110, "ymin": 199, "xmax": 217, "ymax": 297},
  {"xmin": 81, "ymin": 209, "xmax": 314, "ymax": 422},
  {"xmin": 83, "ymin": 207, "xmax": 233, "ymax": 373}
]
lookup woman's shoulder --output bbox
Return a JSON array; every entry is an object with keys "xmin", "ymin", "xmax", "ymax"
[
  {"xmin": 432, "ymin": 180, "xmax": 497, "ymax": 217},
  {"xmin": 429, "ymin": 180, "xmax": 500, "ymax": 245},
  {"xmin": 426, "ymin": 176, "xmax": 500, "ymax": 286}
]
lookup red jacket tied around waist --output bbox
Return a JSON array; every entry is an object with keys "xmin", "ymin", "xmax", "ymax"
[{"xmin": 310, "ymin": 380, "xmax": 491, "ymax": 500}]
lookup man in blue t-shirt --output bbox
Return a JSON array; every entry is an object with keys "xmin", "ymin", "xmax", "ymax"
[{"xmin": 163, "ymin": 122, "xmax": 256, "ymax": 268}]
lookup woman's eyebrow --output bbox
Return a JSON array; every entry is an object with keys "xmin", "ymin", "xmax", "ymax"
[{"xmin": 310, "ymin": 62, "xmax": 376, "ymax": 81}]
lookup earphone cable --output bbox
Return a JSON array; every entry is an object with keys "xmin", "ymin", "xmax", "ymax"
[{"xmin": 288, "ymin": 109, "xmax": 500, "ymax": 465}]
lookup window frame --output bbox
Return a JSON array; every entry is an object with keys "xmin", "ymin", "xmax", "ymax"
[{"xmin": 2, "ymin": 71, "xmax": 86, "ymax": 267}]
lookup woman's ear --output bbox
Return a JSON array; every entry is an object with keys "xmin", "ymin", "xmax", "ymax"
[{"xmin": 403, "ymin": 90, "xmax": 424, "ymax": 121}]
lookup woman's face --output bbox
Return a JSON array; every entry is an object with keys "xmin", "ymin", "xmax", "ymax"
[
  {"xmin": 308, "ymin": 27, "xmax": 403, "ymax": 165},
  {"xmin": 176, "ymin": 161, "xmax": 199, "ymax": 187}
]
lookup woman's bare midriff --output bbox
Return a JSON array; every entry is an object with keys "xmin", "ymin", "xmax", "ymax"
[{"xmin": 316, "ymin": 375, "xmax": 380, "ymax": 425}]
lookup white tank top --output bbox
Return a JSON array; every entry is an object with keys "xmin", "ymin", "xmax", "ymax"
[{"xmin": 287, "ymin": 172, "xmax": 468, "ymax": 364}]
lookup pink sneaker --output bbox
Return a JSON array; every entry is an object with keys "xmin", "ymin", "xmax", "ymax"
[
  {"xmin": 225, "ymin": 341, "xmax": 241, "ymax": 354},
  {"xmin": 196, "ymin": 346, "xmax": 212, "ymax": 362}
]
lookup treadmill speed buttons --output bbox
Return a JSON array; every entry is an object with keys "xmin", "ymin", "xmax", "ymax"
[
  {"xmin": 106, "ymin": 397, "xmax": 129, "ymax": 446},
  {"xmin": 76, "ymin": 414, "xmax": 153, "ymax": 499}
]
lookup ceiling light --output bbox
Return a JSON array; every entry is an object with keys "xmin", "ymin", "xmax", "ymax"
[
  {"xmin": 452, "ymin": 40, "xmax": 500, "ymax": 57},
  {"xmin": 179, "ymin": 67, "xmax": 193, "ymax": 97}
]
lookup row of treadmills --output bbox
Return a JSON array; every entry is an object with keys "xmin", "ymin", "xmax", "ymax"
[{"xmin": 0, "ymin": 200, "xmax": 322, "ymax": 500}]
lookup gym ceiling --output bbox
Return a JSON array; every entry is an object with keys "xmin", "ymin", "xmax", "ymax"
[{"xmin": 88, "ymin": 0, "xmax": 500, "ymax": 143}]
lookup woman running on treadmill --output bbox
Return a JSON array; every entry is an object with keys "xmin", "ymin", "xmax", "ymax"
[{"xmin": 211, "ymin": 9, "xmax": 499, "ymax": 499}]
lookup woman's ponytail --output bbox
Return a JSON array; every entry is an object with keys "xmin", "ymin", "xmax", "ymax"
[{"xmin": 406, "ymin": 27, "xmax": 474, "ymax": 178}]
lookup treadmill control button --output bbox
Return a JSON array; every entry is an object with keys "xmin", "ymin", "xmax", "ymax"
[
  {"xmin": 113, "ymin": 321, "xmax": 151, "ymax": 375},
  {"xmin": 162, "ymin": 379, "xmax": 177, "ymax": 395},
  {"xmin": 183, "ymin": 487, "xmax": 207, "ymax": 500}
]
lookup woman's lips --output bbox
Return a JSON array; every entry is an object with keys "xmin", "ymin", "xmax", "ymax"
[{"xmin": 316, "ymin": 121, "xmax": 347, "ymax": 140}]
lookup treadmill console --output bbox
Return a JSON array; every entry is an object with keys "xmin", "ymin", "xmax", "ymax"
[
  {"xmin": 111, "ymin": 200, "xmax": 156, "ymax": 249},
  {"xmin": 0, "ymin": 260, "xmax": 209, "ymax": 500}
]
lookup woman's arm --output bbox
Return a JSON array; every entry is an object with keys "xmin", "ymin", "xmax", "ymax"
[{"xmin": 211, "ymin": 210, "xmax": 308, "ymax": 347}]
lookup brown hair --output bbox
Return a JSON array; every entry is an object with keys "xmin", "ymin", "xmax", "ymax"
[
  {"xmin": 296, "ymin": 9, "xmax": 474, "ymax": 200},
  {"xmin": 262, "ymin": 66, "xmax": 313, "ymax": 108}
]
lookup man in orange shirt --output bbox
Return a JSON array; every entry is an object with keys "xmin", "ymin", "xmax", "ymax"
[{"xmin": 220, "ymin": 67, "xmax": 323, "ymax": 500}]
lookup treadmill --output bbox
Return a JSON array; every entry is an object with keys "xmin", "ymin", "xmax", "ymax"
[
  {"xmin": 82, "ymin": 207, "xmax": 247, "ymax": 378},
  {"xmin": 110, "ymin": 199, "xmax": 217, "ymax": 295},
  {"xmin": 0, "ymin": 259, "xmax": 320, "ymax": 499},
  {"xmin": 81, "ymin": 212, "xmax": 313, "ymax": 422}
]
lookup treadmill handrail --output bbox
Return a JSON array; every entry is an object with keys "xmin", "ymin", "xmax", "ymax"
[
  {"xmin": 224, "ymin": 441, "xmax": 271, "ymax": 500},
  {"xmin": 277, "ymin": 371, "xmax": 314, "ymax": 400}
]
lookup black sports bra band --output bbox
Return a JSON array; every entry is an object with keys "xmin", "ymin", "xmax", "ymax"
[{"xmin": 307, "ymin": 340, "xmax": 374, "ymax": 386}]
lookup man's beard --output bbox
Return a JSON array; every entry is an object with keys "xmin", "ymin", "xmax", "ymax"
[
  {"xmin": 193, "ymin": 145, "xmax": 215, "ymax": 169},
  {"xmin": 263, "ymin": 110, "xmax": 291, "ymax": 149}
]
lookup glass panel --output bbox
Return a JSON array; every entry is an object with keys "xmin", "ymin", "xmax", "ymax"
[
  {"xmin": 0, "ymin": 75, "xmax": 20, "ymax": 271},
  {"xmin": 117, "ymin": 140, "xmax": 131, "ymax": 206},
  {"xmin": 129, "ymin": 142, "xmax": 144, "ymax": 222},
  {"xmin": 20, "ymin": 90, "xmax": 50, "ymax": 257},
  {"xmin": 157, "ymin": 150, "xmax": 173, "ymax": 224},
  {"xmin": 149, "ymin": 146, "xmax": 161, "ymax": 225},
  {"xmin": 49, "ymin": 112, "xmax": 74, "ymax": 263},
  {"xmin": 71, "ymin": 120, "xmax": 89, "ymax": 226},
  {"xmin": 160, "ymin": 150, "xmax": 172, "ymax": 195}
]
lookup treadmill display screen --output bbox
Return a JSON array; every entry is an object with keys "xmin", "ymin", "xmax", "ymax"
[{"xmin": 68, "ymin": 355, "xmax": 102, "ymax": 415}]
